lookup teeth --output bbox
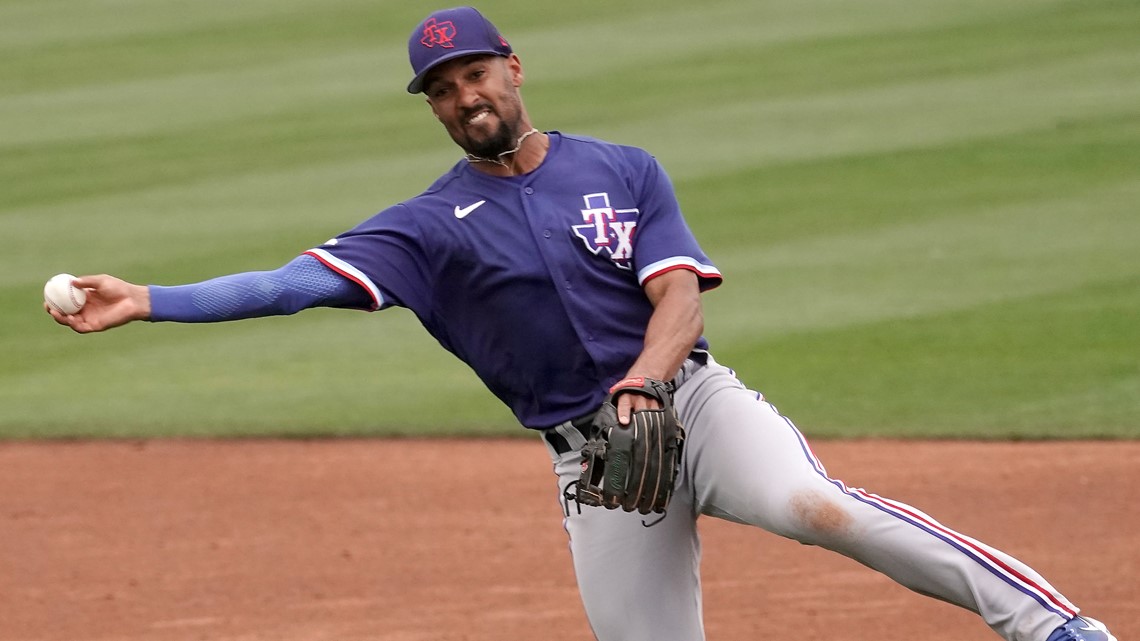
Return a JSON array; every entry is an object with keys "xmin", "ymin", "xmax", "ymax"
[{"xmin": 468, "ymin": 111, "xmax": 489, "ymax": 124}]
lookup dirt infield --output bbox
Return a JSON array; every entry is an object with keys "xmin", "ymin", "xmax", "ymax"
[{"xmin": 2, "ymin": 439, "xmax": 1135, "ymax": 641}]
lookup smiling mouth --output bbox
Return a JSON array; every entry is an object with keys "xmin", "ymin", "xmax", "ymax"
[{"xmin": 466, "ymin": 108, "xmax": 493, "ymax": 126}]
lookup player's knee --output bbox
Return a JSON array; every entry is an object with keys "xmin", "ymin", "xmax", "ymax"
[{"xmin": 788, "ymin": 488, "xmax": 854, "ymax": 540}]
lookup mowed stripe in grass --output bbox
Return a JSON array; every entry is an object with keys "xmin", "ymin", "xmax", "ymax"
[
  {"xmin": 700, "ymin": 117, "xmax": 1140, "ymax": 334},
  {"xmin": 732, "ymin": 277, "xmax": 1140, "ymax": 439}
]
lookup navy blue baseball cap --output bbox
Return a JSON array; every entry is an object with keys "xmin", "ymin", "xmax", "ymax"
[{"xmin": 407, "ymin": 7, "xmax": 513, "ymax": 94}]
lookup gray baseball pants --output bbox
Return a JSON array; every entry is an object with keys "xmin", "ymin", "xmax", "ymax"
[{"xmin": 543, "ymin": 353, "xmax": 1078, "ymax": 641}]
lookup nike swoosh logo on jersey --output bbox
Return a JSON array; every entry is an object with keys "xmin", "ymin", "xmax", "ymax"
[{"xmin": 454, "ymin": 200, "xmax": 486, "ymax": 219}]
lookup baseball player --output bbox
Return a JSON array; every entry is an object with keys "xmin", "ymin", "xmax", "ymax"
[{"xmin": 47, "ymin": 7, "xmax": 1117, "ymax": 641}]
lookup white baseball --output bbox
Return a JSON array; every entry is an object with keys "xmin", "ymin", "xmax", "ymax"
[{"xmin": 44, "ymin": 273, "xmax": 87, "ymax": 315}]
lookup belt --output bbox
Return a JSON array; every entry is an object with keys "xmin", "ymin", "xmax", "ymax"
[
  {"xmin": 543, "ymin": 412, "xmax": 595, "ymax": 456},
  {"xmin": 541, "ymin": 351, "xmax": 709, "ymax": 456}
]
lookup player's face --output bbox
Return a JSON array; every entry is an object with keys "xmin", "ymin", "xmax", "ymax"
[{"xmin": 424, "ymin": 55, "xmax": 527, "ymax": 158}]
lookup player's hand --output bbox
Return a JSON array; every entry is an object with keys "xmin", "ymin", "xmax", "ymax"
[
  {"xmin": 615, "ymin": 382, "xmax": 663, "ymax": 426},
  {"xmin": 45, "ymin": 274, "xmax": 151, "ymax": 333}
]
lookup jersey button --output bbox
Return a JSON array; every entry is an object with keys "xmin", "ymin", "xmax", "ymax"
[
  {"xmin": 543, "ymin": 230, "xmax": 552, "ymax": 238},
  {"xmin": 524, "ymin": 187, "xmax": 534, "ymax": 195}
]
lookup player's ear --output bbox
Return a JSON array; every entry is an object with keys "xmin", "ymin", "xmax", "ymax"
[{"xmin": 506, "ymin": 54, "xmax": 524, "ymax": 87}]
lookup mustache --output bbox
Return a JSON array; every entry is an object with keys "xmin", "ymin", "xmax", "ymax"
[{"xmin": 461, "ymin": 103, "xmax": 496, "ymax": 121}]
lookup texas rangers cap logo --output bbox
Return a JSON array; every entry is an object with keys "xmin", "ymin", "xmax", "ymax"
[
  {"xmin": 420, "ymin": 18, "xmax": 456, "ymax": 48},
  {"xmin": 571, "ymin": 193, "xmax": 639, "ymax": 271}
]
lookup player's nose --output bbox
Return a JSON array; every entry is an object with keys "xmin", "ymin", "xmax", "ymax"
[{"xmin": 456, "ymin": 81, "xmax": 482, "ymax": 108}]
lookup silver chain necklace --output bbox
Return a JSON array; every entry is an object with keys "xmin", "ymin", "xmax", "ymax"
[{"xmin": 464, "ymin": 128, "xmax": 541, "ymax": 170}]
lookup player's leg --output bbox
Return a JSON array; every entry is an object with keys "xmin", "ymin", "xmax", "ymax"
[
  {"xmin": 676, "ymin": 356, "xmax": 1089, "ymax": 641},
  {"xmin": 546, "ymin": 431, "xmax": 705, "ymax": 641}
]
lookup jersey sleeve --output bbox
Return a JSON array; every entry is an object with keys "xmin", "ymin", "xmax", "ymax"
[
  {"xmin": 628, "ymin": 152, "xmax": 723, "ymax": 291},
  {"xmin": 303, "ymin": 204, "xmax": 431, "ymax": 312}
]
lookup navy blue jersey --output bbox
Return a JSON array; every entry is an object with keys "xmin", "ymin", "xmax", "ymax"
[{"xmin": 306, "ymin": 132, "xmax": 721, "ymax": 428}]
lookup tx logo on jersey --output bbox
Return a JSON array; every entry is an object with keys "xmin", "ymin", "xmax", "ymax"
[
  {"xmin": 420, "ymin": 18, "xmax": 456, "ymax": 48},
  {"xmin": 571, "ymin": 193, "xmax": 639, "ymax": 271}
]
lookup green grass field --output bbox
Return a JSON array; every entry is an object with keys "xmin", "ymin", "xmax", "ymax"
[{"xmin": 3, "ymin": 0, "xmax": 1138, "ymax": 439}]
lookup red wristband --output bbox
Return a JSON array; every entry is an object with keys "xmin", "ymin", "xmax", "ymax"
[{"xmin": 609, "ymin": 377, "xmax": 646, "ymax": 394}]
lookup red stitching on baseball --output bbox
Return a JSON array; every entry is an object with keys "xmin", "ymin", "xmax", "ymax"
[{"xmin": 68, "ymin": 283, "xmax": 82, "ymax": 310}]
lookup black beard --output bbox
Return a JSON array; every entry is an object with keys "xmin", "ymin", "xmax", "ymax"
[{"xmin": 464, "ymin": 118, "xmax": 516, "ymax": 159}]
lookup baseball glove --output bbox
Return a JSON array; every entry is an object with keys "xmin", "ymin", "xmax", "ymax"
[{"xmin": 573, "ymin": 377, "xmax": 685, "ymax": 519}]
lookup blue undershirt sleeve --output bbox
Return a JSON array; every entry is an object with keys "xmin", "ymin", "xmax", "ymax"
[{"xmin": 148, "ymin": 254, "xmax": 372, "ymax": 323}]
